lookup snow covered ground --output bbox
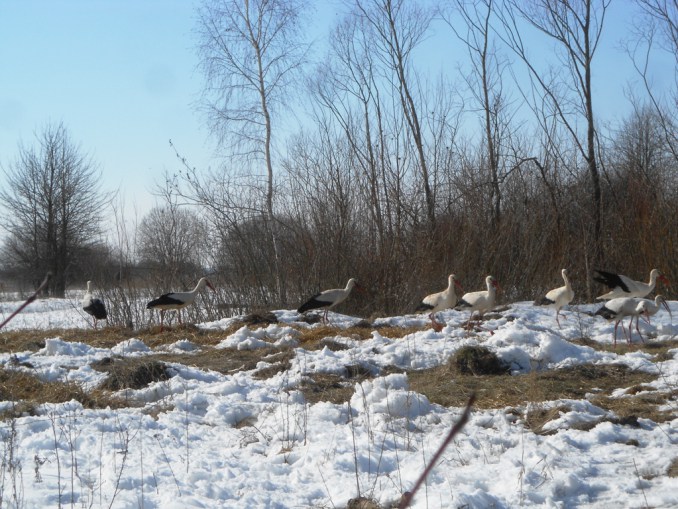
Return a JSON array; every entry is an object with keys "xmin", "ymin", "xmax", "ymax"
[{"xmin": 0, "ymin": 296, "xmax": 677, "ymax": 508}]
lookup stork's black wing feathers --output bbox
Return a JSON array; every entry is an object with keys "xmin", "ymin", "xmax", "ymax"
[
  {"xmin": 415, "ymin": 301, "xmax": 434, "ymax": 312},
  {"xmin": 534, "ymin": 296, "xmax": 555, "ymax": 306},
  {"xmin": 147, "ymin": 293, "xmax": 184, "ymax": 309},
  {"xmin": 594, "ymin": 305, "xmax": 616, "ymax": 320},
  {"xmin": 593, "ymin": 270, "xmax": 630, "ymax": 293},
  {"xmin": 84, "ymin": 299, "xmax": 107, "ymax": 320},
  {"xmin": 297, "ymin": 293, "xmax": 327, "ymax": 313}
]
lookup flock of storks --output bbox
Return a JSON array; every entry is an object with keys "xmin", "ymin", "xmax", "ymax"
[{"xmin": 80, "ymin": 268, "xmax": 671, "ymax": 346}]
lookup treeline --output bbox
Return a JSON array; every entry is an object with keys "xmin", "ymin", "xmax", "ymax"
[{"xmin": 1, "ymin": 0, "xmax": 677, "ymax": 327}]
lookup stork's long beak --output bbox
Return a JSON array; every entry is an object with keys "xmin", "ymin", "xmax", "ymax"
[
  {"xmin": 661, "ymin": 298, "xmax": 672, "ymax": 321},
  {"xmin": 455, "ymin": 281, "xmax": 464, "ymax": 292},
  {"xmin": 206, "ymin": 280, "xmax": 216, "ymax": 291}
]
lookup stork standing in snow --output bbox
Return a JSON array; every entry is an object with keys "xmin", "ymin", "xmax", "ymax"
[
  {"xmin": 82, "ymin": 280, "xmax": 107, "ymax": 329},
  {"xmin": 415, "ymin": 274, "xmax": 463, "ymax": 332},
  {"xmin": 297, "ymin": 278, "xmax": 362, "ymax": 324},
  {"xmin": 456, "ymin": 275, "xmax": 500, "ymax": 331},
  {"xmin": 146, "ymin": 277, "xmax": 215, "ymax": 331},
  {"xmin": 533, "ymin": 269, "xmax": 574, "ymax": 327},
  {"xmin": 594, "ymin": 297, "xmax": 645, "ymax": 346},
  {"xmin": 594, "ymin": 268, "xmax": 668, "ymax": 300},
  {"xmin": 633, "ymin": 295, "xmax": 672, "ymax": 338}
]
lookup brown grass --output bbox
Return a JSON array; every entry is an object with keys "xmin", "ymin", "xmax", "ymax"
[
  {"xmin": 669, "ymin": 457, "xmax": 678, "ymax": 478},
  {"xmin": 407, "ymin": 362, "xmax": 663, "ymax": 427},
  {"xmin": 2, "ymin": 324, "xmax": 675, "ymax": 431},
  {"xmin": 0, "ymin": 367, "xmax": 126, "ymax": 418}
]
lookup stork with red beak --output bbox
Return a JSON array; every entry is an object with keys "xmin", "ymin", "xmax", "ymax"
[
  {"xmin": 594, "ymin": 268, "xmax": 668, "ymax": 300},
  {"xmin": 456, "ymin": 275, "xmax": 500, "ymax": 331},
  {"xmin": 534, "ymin": 269, "xmax": 575, "ymax": 327},
  {"xmin": 147, "ymin": 277, "xmax": 215, "ymax": 331},
  {"xmin": 297, "ymin": 278, "xmax": 363, "ymax": 324},
  {"xmin": 416, "ymin": 274, "xmax": 463, "ymax": 331}
]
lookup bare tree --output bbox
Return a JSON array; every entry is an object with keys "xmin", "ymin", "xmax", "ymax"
[
  {"xmin": 137, "ymin": 205, "xmax": 209, "ymax": 286},
  {"xmin": 627, "ymin": 0, "xmax": 678, "ymax": 160},
  {"xmin": 443, "ymin": 0, "xmax": 516, "ymax": 227},
  {"xmin": 353, "ymin": 0, "xmax": 437, "ymax": 227},
  {"xmin": 0, "ymin": 122, "xmax": 107, "ymax": 297},
  {"xmin": 195, "ymin": 0, "xmax": 308, "ymax": 305},
  {"xmin": 497, "ymin": 0, "xmax": 610, "ymax": 294}
]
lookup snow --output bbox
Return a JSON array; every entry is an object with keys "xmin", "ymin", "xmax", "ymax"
[{"xmin": 0, "ymin": 296, "xmax": 677, "ymax": 508}]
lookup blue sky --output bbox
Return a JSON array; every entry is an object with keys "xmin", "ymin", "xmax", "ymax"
[
  {"xmin": 0, "ymin": 0, "xmax": 212, "ymax": 224},
  {"xmin": 0, "ymin": 1, "xmax": 671, "ymax": 237}
]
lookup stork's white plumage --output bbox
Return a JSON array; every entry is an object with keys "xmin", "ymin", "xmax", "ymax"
[
  {"xmin": 634, "ymin": 295, "xmax": 672, "ymax": 338},
  {"xmin": 594, "ymin": 297, "xmax": 644, "ymax": 346},
  {"xmin": 297, "ymin": 278, "xmax": 361, "ymax": 324},
  {"xmin": 415, "ymin": 274, "xmax": 463, "ymax": 331},
  {"xmin": 456, "ymin": 275, "xmax": 499, "ymax": 330},
  {"xmin": 594, "ymin": 268, "xmax": 668, "ymax": 300},
  {"xmin": 147, "ymin": 277, "xmax": 215, "ymax": 331},
  {"xmin": 82, "ymin": 280, "xmax": 107, "ymax": 329},
  {"xmin": 533, "ymin": 268, "xmax": 574, "ymax": 327},
  {"xmin": 636, "ymin": 295, "xmax": 671, "ymax": 322}
]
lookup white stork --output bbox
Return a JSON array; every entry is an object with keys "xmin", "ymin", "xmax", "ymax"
[
  {"xmin": 82, "ymin": 280, "xmax": 107, "ymax": 329},
  {"xmin": 297, "ymin": 278, "xmax": 362, "ymax": 324},
  {"xmin": 415, "ymin": 274, "xmax": 463, "ymax": 331},
  {"xmin": 456, "ymin": 275, "xmax": 500, "ymax": 331},
  {"xmin": 146, "ymin": 277, "xmax": 215, "ymax": 331},
  {"xmin": 633, "ymin": 295, "xmax": 672, "ymax": 340},
  {"xmin": 533, "ymin": 268, "xmax": 575, "ymax": 327},
  {"xmin": 594, "ymin": 268, "xmax": 668, "ymax": 300},
  {"xmin": 594, "ymin": 297, "xmax": 644, "ymax": 346},
  {"xmin": 636, "ymin": 295, "xmax": 671, "ymax": 323}
]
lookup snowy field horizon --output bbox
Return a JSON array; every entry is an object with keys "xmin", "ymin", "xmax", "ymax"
[{"xmin": 0, "ymin": 295, "xmax": 676, "ymax": 508}]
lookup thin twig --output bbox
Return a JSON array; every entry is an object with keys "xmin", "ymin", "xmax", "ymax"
[
  {"xmin": 0, "ymin": 273, "xmax": 52, "ymax": 330},
  {"xmin": 398, "ymin": 393, "xmax": 476, "ymax": 509}
]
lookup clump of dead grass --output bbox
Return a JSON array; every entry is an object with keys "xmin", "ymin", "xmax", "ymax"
[
  {"xmin": 408, "ymin": 363, "xmax": 658, "ymax": 414},
  {"xmin": 92, "ymin": 357, "xmax": 171, "ymax": 391},
  {"xmin": 299, "ymin": 374, "xmax": 355, "ymax": 405},
  {"xmin": 668, "ymin": 458, "xmax": 678, "ymax": 478},
  {"xmin": 0, "ymin": 367, "xmax": 125, "ymax": 419},
  {"xmin": 452, "ymin": 345, "xmax": 509, "ymax": 376}
]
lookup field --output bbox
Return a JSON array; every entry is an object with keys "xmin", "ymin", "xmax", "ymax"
[{"xmin": 0, "ymin": 296, "xmax": 676, "ymax": 508}]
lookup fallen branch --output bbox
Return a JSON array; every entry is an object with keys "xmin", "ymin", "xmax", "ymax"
[
  {"xmin": 0, "ymin": 273, "xmax": 52, "ymax": 330},
  {"xmin": 398, "ymin": 393, "xmax": 476, "ymax": 509}
]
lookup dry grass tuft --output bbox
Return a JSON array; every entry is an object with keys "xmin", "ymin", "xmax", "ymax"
[
  {"xmin": 668, "ymin": 458, "xmax": 678, "ymax": 478},
  {"xmin": 452, "ymin": 345, "xmax": 509, "ymax": 376},
  {"xmin": 0, "ymin": 367, "xmax": 125, "ymax": 419},
  {"xmin": 569, "ymin": 338, "xmax": 678, "ymax": 359},
  {"xmin": 92, "ymin": 357, "xmax": 171, "ymax": 391},
  {"xmin": 299, "ymin": 373, "xmax": 355, "ymax": 405},
  {"xmin": 408, "ymin": 363, "xmax": 658, "ymax": 414}
]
